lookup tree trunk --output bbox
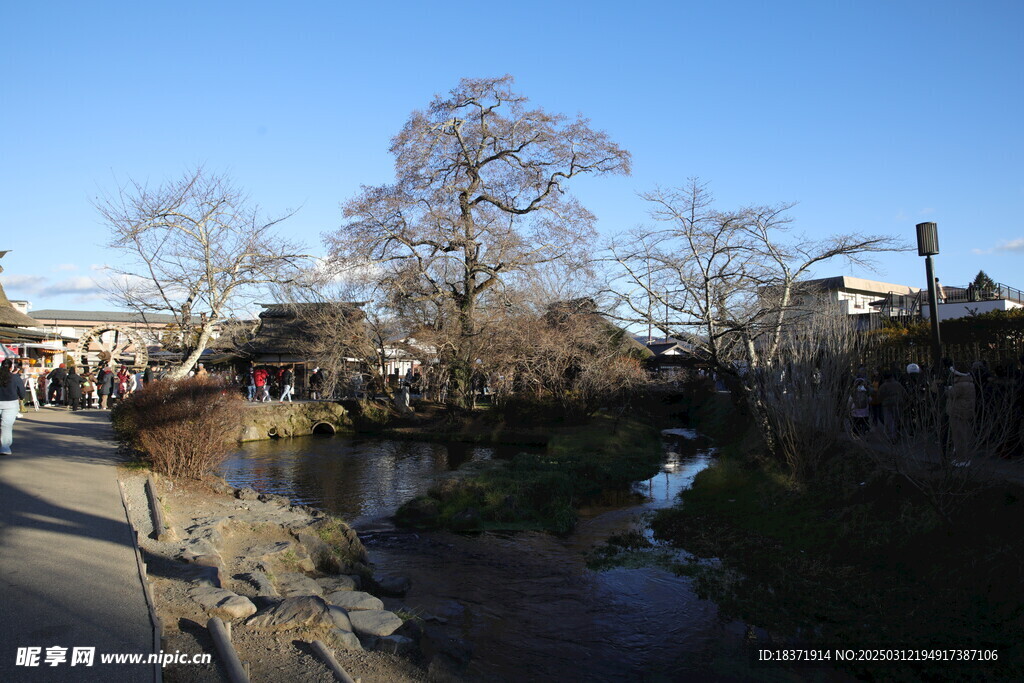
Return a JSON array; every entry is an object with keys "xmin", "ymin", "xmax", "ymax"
[{"xmin": 165, "ymin": 325, "xmax": 215, "ymax": 380}]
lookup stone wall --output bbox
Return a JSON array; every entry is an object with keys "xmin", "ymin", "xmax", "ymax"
[{"xmin": 239, "ymin": 402, "xmax": 351, "ymax": 442}]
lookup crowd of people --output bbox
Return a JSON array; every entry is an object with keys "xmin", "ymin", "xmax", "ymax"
[{"xmin": 849, "ymin": 356, "xmax": 1024, "ymax": 461}]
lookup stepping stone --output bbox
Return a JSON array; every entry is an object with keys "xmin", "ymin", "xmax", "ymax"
[
  {"xmin": 277, "ymin": 572, "xmax": 323, "ymax": 597},
  {"xmin": 188, "ymin": 586, "xmax": 256, "ymax": 620},
  {"xmin": 349, "ymin": 609, "xmax": 403, "ymax": 637},
  {"xmin": 326, "ymin": 590, "xmax": 383, "ymax": 611},
  {"xmin": 246, "ymin": 596, "xmax": 329, "ymax": 631}
]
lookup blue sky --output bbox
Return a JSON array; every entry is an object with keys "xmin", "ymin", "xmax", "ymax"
[{"xmin": 2, "ymin": 1, "xmax": 1022, "ymax": 311}]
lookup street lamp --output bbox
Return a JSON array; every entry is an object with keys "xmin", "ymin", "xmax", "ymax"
[{"xmin": 916, "ymin": 222, "xmax": 942, "ymax": 370}]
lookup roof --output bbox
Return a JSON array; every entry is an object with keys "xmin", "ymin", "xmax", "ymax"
[
  {"xmin": 0, "ymin": 326, "xmax": 74, "ymax": 343},
  {"xmin": 242, "ymin": 302, "xmax": 364, "ymax": 356},
  {"xmin": 0, "ymin": 286, "xmax": 41, "ymax": 328},
  {"xmin": 800, "ymin": 276, "xmax": 920, "ymax": 297},
  {"xmin": 28, "ymin": 309, "xmax": 192, "ymax": 325}
]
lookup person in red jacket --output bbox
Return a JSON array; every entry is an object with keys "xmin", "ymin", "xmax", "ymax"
[{"xmin": 254, "ymin": 368, "xmax": 270, "ymax": 402}]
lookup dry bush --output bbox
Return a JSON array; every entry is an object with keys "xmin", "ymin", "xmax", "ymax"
[
  {"xmin": 118, "ymin": 376, "xmax": 243, "ymax": 479},
  {"xmin": 849, "ymin": 368, "xmax": 1021, "ymax": 525},
  {"xmin": 741, "ymin": 308, "xmax": 859, "ymax": 481}
]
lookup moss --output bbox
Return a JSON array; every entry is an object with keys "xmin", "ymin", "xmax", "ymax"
[{"xmin": 395, "ymin": 415, "xmax": 664, "ymax": 535}]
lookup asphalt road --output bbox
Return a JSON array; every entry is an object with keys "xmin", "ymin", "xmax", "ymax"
[{"xmin": 0, "ymin": 407, "xmax": 155, "ymax": 682}]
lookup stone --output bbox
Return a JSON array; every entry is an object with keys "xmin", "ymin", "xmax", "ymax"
[
  {"xmin": 373, "ymin": 634, "xmax": 417, "ymax": 656},
  {"xmin": 258, "ymin": 492, "xmax": 291, "ymax": 506},
  {"xmin": 181, "ymin": 552, "xmax": 225, "ymax": 587},
  {"xmin": 326, "ymin": 605, "xmax": 352, "ymax": 632},
  {"xmin": 249, "ymin": 541, "xmax": 292, "ymax": 558},
  {"xmin": 236, "ymin": 571, "xmax": 278, "ymax": 597},
  {"xmin": 316, "ymin": 575, "xmax": 357, "ymax": 593},
  {"xmin": 348, "ymin": 609, "xmax": 403, "ymax": 637},
  {"xmin": 189, "ymin": 586, "xmax": 256, "ymax": 620},
  {"xmin": 373, "ymin": 573, "xmax": 411, "ymax": 597},
  {"xmin": 328, "ymin": 628, "xmax": 362, "ymax": 651},
  {"xmin": 235, "ymin": 487, "xmax": 261, "ymax": 501},
  {"xmin": 246, "ymin": 596, "xmax": 329, "ymax": 631},
  {"xmin": 276, "ymin": 572, "xmax": 324, "ymax": 597},
  {"xmin": 326, "ymin": 591, "xmax": 384, "ymax": 612}
]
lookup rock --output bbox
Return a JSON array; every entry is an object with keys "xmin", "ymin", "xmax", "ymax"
[
  {"xmin": 181, "ymin": 552, "xmax": 225, "ymax": 587},
  {"xmin": 276, "ymin": 572, "xmax": 324, "ymax": 598},
  {"xmin": 373, "ymin": 634, "xmax": 416, "ymax": 656},
  {"xmin": 326, "ymin": 591, "xmax": 384, "ymax": 612},
  {"xmin": 328, "ymin": 628, "xmax": 362, "ymax": 651},
  {"xmin": 258, "ymin": 492, "xmax": 291, "ymax": 506},
  {"xmin": 326, "ymin": 605, "xmax": 352, "ymax": 632},
  {"xmin": 316, "ymin": 575, "xmax": 358, "ymax": 593},
  {"xmin": 348, "ymin": 609, "xmax": 403, "ymax": 637},
  {"xmin": 236, "ymin": 571, "xmax": 278, "ymax": 597},
  {"xmin": 373, "ymin": 574, "xmax": 411, "ymax": 597},
  {"xmin": 235, "ymin": 487, "xmax": 261, "ymax": 501},
  {"xmin": 395, "ymin": 496, "xmax": 441, "ymax": 528},
  {"xmin": 189, "ymin": 586, "xmax": 257, "ymax": 620},
  {"xmin": 246, "ymin": 596, "xmax": 329, "ymax": 631},
  {"xmin": 294, "ymin": 531, "xmax": 343, "ymax": 573},
  {"xmin": 247, "ymin": 541, "xmax": 293, "ymax": 564},
  {"xmin": 209, "ymin": 479, "xmax": 234, "ymax": 495}
]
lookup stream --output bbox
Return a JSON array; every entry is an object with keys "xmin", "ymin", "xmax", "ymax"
[{"xmin": 221, "ymin": 431, "xmax": 754, "ymax": 680}]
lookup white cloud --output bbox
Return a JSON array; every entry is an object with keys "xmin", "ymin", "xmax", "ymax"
[
  {"xmin": 0, "ymin": 274, "xmax": 47, "ymax": 291},
  {"xmin": 0, "ymin": 273, "xmax": 106, "ymax": 300},
  {"xmin": 971, "ymin": 237, "xmax": 1024, "ymax": 255},
  {"xmin": 52, "ymin": 263, "xmax": 79, "ymax": 272},
  {"xmin": 996, "ymin": 237, "xmax": 1024, "ymax": 252}
]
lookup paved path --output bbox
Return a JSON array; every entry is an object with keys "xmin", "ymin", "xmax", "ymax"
[{"xmin": 0, "ymin": 407, "xmax": 155, "ymax": 682}]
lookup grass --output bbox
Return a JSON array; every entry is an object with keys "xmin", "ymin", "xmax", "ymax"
[
  {"xmin": 395, "ymin": 414, "xmax": 664, "ymax": 535},
  {"xmin": 649, "ymin": 445, "xmax": 1024, "ymax": 678}
]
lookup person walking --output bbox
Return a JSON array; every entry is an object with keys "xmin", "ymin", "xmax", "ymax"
[
  {"xmin": 280, "ymin": 367, "xmax": 294, "ymax": 402},
  {"xmin": 309, "ymin": 367, "xmax": 322, "ymax": 400},
  {"xmin": 81, "ymin": 370, "xmax": 96, "ymax": 408},
  {"xmin": 0, "ymin": 359, "xmax": 26, "ymax": 455},
  {"xmin": 946, "ymin": 370, "xmax": 977, "ymax": 465},
  {"xmin": 877, "ymin": 371, "xmax": 909, "ymax": 440},
  {"xmin": 98, "ymin": 365, "xmax": 114, "ymax": 409},
  {"xmin": 47, "ymin": 363, "xmax": 67, "ymax": 405},
  {"xmin": 64, "ymin": 367, "xmax": 85, "ymax": 411},
  {"xmin": 254, "ymin": 367, "xmax": 269, "ymax": 402},
  {"xmin": 25, "ymin": 370, "xmax": 40, "ymax": 411},
  {"xmin": 245, "ymin": 366, "xmax": 256, "ymax": 401}
]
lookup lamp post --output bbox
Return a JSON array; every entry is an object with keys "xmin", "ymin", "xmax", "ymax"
[{"xmin": 916, "ymin": 222, "xmax": 942, "ymax": 370}]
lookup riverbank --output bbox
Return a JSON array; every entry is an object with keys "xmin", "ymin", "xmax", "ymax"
[
  {"xmin": 650, "ymin": 445, "xmax": 1024, "ymax": 679},
  {"xmin": 394, "ymin": 414, "xmax": 665, "ymax": 534},
  {"xmin": 119, "ymin": 470, "xmax": 464, "ymax": 682}
]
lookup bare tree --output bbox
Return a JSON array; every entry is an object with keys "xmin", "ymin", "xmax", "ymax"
[
  {"xmin": 326, "ymin": 75, "xmax": 631, "ymax": 409},
  {"xmin": 99, "ymin": 168, "xmax": 308, "ymax": 378},
  {"xmin": 608, "ymin": 179, "xmax": 903, "ymax": 460}
]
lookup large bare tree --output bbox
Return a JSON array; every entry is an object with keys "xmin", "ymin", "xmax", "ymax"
[
  {"xmin": 99, "ymin": 168, "xmax": 308, "ymax": 378},
  {"xmin": 326, "ymin": 75, "xmax": 631, "ymax": 408}
]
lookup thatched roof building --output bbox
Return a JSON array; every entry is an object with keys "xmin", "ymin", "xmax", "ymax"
[
  {"xmin": 0, "ymin": 251, "xmax": 41, "ymax": 329},
  {"xmin": 241, "ymin": 302, "xmax": 364, "ymax": 363}
]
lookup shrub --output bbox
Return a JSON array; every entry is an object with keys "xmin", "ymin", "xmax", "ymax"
[{"xmin": 114, "ymin": 377, "xmax": 243, "ymax": 479}]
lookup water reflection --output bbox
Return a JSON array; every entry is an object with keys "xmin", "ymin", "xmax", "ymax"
[
  {"xmin": 226, "ymin": 432, "xmax": 753, "ymax": 680},
  {"xmin": 221, "ymin": 437, "xmax": 497, "ymax": 527}
]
